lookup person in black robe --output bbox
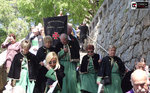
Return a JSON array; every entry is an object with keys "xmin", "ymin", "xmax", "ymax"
[
  {"xmin": 8, "ymin": 40, "xmax": 38, "ymax": 93},
  {"xmin": 33, "ymin": 36, "xmax": 57, "ymax": 93},
  {"xmin": 97, "ymin": 45, "xmax": 125, "ymax": 93},
  {"xmin": 67, "ymin": 23, "xmax": 80, "ymax": 52},
  {"xmin": 55, "ymin": 33, "xmax": 80, "ymax": 62},
  {"xmin": 44, "ymin": 52, "xmax": 65, "ymax": 93}
]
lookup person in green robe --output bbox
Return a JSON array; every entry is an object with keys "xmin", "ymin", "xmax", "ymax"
[
  {"xmin": 44, "ymin": 52, "xmax": 65, "ymax": 93},
  {"xmin": 97, "ymin": 45, "xmax": 125, "ymax": 93},
  {"xmin": 8, "ymin": 40, "xmax": 38, "ymax": 93},
  {"xmin": 57, "ymin": 33, "xmax": 80, "ymax": 93},
  {"xmin": 80, "ymin": 44, "xmax": 101, "ymax": 93}
]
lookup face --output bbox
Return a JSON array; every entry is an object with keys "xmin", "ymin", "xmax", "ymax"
[
  {"xmin": 49, "ymin": 58, "xmax": 57, "ymax": 69},
  {"xmin": 67, "ymin": 26, "xmax": 72, "ymax": 35},
  {"xmin": 61, "ymin": 37, "xmax": 68, "ymax": 45},
  {"xmin": 32, "ymin": 28, "xmax": 39, "ymax": 36},
  {"xmin": 44, "ymin": 42, "xmax": 51, "ymax": 48},
  {"xmin": 87, "ymin": 49, "xmax": 94, "ymax": 56},
  {"xmin": 108, "ymin": 48, "xmax": 116, "ymax": 57},
  {"xmin": 22, "ymin": 47, "xmax": 29, "ymax": 55},
  {"xmin": 132, "ymin": 76, "xmax": 148, "ymax": 93}
]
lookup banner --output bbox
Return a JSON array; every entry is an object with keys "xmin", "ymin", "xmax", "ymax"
[{"xmin": 43, "ymin": 16, "xmax": 68, "ymax": 46}]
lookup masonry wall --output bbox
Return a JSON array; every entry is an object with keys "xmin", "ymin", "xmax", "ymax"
[{"xmin": 88, "ymin": 0, "xmax": 150, "ymax": 69}]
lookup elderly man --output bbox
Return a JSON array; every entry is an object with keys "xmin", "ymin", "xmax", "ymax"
[
  {"xmin": 127, "ymin": 69, "xmax": 149, "ymax": 93},
  {"xmin": 67, "ymin": 23, "xmax": 80, "ymax": 51},
  {"xmin": 56, "ymin": 33, "xmax": 80, "ymax": 93}
]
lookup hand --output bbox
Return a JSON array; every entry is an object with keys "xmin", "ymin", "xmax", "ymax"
[
  {"xmin": 6, "ymin": 36, "xmax": 10, "ymax": 40},
  {"xmin": 6, "ymin": 36, "xmax": 11, "ymax": 42},
  {"xmin": 49, "ymin": 85, "xmax": 53, "ymax": 88},
  {"xmin": 46, "ymin": 64, "xmax": 51, "ymax": 70},
  {"xmin": 64, "ymin": 48, "xmax": 68, "ymax": 53},
  {"xmin": 98, "ymin": 60, "xmax": 102, "ymax": 63},
  {"xmin": 97, "ymin": 82, "xmax": 101, "ymax": 85},
  {"xmin": 39, "ymin": 62, "xmax": 44, "ymax": 66}
]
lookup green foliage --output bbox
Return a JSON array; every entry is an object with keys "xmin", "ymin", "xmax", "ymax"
[
  {"xmin": 7, "ymin": 18, "xmax": 29, "ymax": 40},
  {"xmin": 0, "ymin": 0, "xmax": 30, "ymax": 52},
  {"xmin": 0, "ymin": 29, "xmax": 7, "ymax": 53},
  {"xmin": 17, "ymin": 0, "xmax": 104, "ymax": 25},
  {"xmin": 0, "ymin": 0, "xmax": 16, "ymax": 29}
]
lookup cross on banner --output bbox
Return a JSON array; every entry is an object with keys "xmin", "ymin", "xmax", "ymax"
[
  {"xmin": 43, "ymin": 15, "xmax": 67, "ymax": 46},
  {"xmin": 52, "ymin": 32, "xmax": 59, "ymax": 40}
]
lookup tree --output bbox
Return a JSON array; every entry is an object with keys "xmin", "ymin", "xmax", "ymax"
[
  {"xmin": 0, "ymin": 0, "xmax": 30, "ymax": 52},
  {"xmin": 0, "ymin": 0, "xmax": 16, "ymax": 30},
  {"xmin": 17, "ymin": 0, "xmax": 104, "ymax": 25},
  {"xmin": 7, "ymin": 18, "xmax": 29, "ymax": 40}
]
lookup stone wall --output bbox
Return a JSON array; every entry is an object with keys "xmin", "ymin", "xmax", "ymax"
[{"xmin": 88, "ymin": 0, "xmax": 150, "ymax": 69}]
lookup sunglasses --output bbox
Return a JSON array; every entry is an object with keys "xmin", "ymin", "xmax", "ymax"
[
  {"xmin": 49, "ymin": 60, "xmax": 57, "ymax": 64},
  {"xmin": 88, "ymin": 51, "xmax": 94, "ymax": 53}
]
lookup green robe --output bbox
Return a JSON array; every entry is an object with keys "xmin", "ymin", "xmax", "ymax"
[
  {"xmin": 15, "ymin": 57, "xmax": 35, "ymax": 93},
  {"xmin": 80, "ymin": 57, "xmax": 98, "ymax": 93},
  {"xmin": 97, "ymin": 60, "xmax": 123, "ymax": 93},
  {"xmin": 58, "ymin": 49, "xmax": 79, "ymax": 93},
  {"xmin": 45, "ymin": 69, "xmax": 61, "ymax": 93}
]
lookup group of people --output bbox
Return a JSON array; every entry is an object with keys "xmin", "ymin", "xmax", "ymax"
[{"xmin": 1, "ymin": 22, "xmax": 150, "ymax": 93}]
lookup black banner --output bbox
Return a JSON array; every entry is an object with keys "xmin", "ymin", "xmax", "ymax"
[{"xmin": 43, "ymin": 15, "xmax": 68, "ymax": 46}]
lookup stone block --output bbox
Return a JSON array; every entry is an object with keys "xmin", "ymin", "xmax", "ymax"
[
  {"xmin": 133, "ymin": 42, "xmax": 143, "ymax": 58},
  {"xmin": 142, "ymin": 15, "xmax": 150, "ymax": 28},
  {"xmin": 146, "ymin": 51, "xmax": 150, "ymax": 65},
  {"xmin": 135, "ymin": 24, "xmax": 142, "ymax": 34},
  {"xmin": 131, "ymin": 34, "xmax": 141, "ymax": 45},
  {"xmin": 143, "ymin": 39, "xmax": 149, "ymax": 53},
  {"xmin": 142, "ymin": 28, "xmax": 150, "ymax": 40},
  {"xmin": 121, "ymin": 46, "xmax": 133, "ymax": 62},
  {"xmin": 138, "ymin": 9, "xmax": 149, "ymax": 22},
  {"xmin": 129, "ymin": 26, "xmax": 136, "ymax": 37}
]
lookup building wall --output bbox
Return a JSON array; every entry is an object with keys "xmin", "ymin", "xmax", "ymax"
[{"xmin": 88, "ymin": 0, "xmax": 150, "ymax": 69}]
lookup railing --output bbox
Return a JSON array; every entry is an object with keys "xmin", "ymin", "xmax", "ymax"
[{"xmin": 87, "ymin": 35, "xmax": 108, "ymax": 54}]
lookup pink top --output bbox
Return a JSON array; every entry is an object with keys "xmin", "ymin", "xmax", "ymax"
[{"xmin": 1, "ymin": 42, "xmax": 20, "ymax": 68}]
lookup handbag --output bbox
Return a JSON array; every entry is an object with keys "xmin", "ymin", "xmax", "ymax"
[
  {"xmin": 101, "ymin": 59, "xmax": 115, "ymax": 85},
  {"xmin": 101, "ymin": 76, "xmax": 111, "ymax": 85}
]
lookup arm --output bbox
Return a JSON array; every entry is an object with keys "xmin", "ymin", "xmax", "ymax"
[
  {"xmin": 45, "ymin": 68, "xmax": 56, "ymax": 81},
  {"xmin": 1, "ymin": 36, "xmax": 10, "ymax": 48},
  {"xmin": 58, "ymin": 49, "xmax": 67, "ymax": 60}
]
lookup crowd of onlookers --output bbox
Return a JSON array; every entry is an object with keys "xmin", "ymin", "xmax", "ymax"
[{"xmin": 1, "ymin": 20, "xmax": 150, "ymax": 93}]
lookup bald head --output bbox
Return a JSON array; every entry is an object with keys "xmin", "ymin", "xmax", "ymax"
[
  {"xmin": 131, "ymin": 69, "xmax": 147, "ymax": 84},
  {"xmin": 131, "ymin": 69, "xmax": 149, "ymax": 93}
]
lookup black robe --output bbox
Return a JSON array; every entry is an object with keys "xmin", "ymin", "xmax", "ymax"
[
  {"xmin": 8, "ymin": 52, "xmax": 38, "ymax": 80},
  {"xmin": 33, "ymin": 46, "xmax": 57, "ymax": 93},
  {"xmin": 98, "ymin": 56, "xmax": 125, "ymax": 79},
  {"xmin": 55, "ymin": 40, "xmax": 80, "ymax": 61},
  {"xmin": 80, "ymin": 54, "xmax": 100, "ymax": 73}
]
